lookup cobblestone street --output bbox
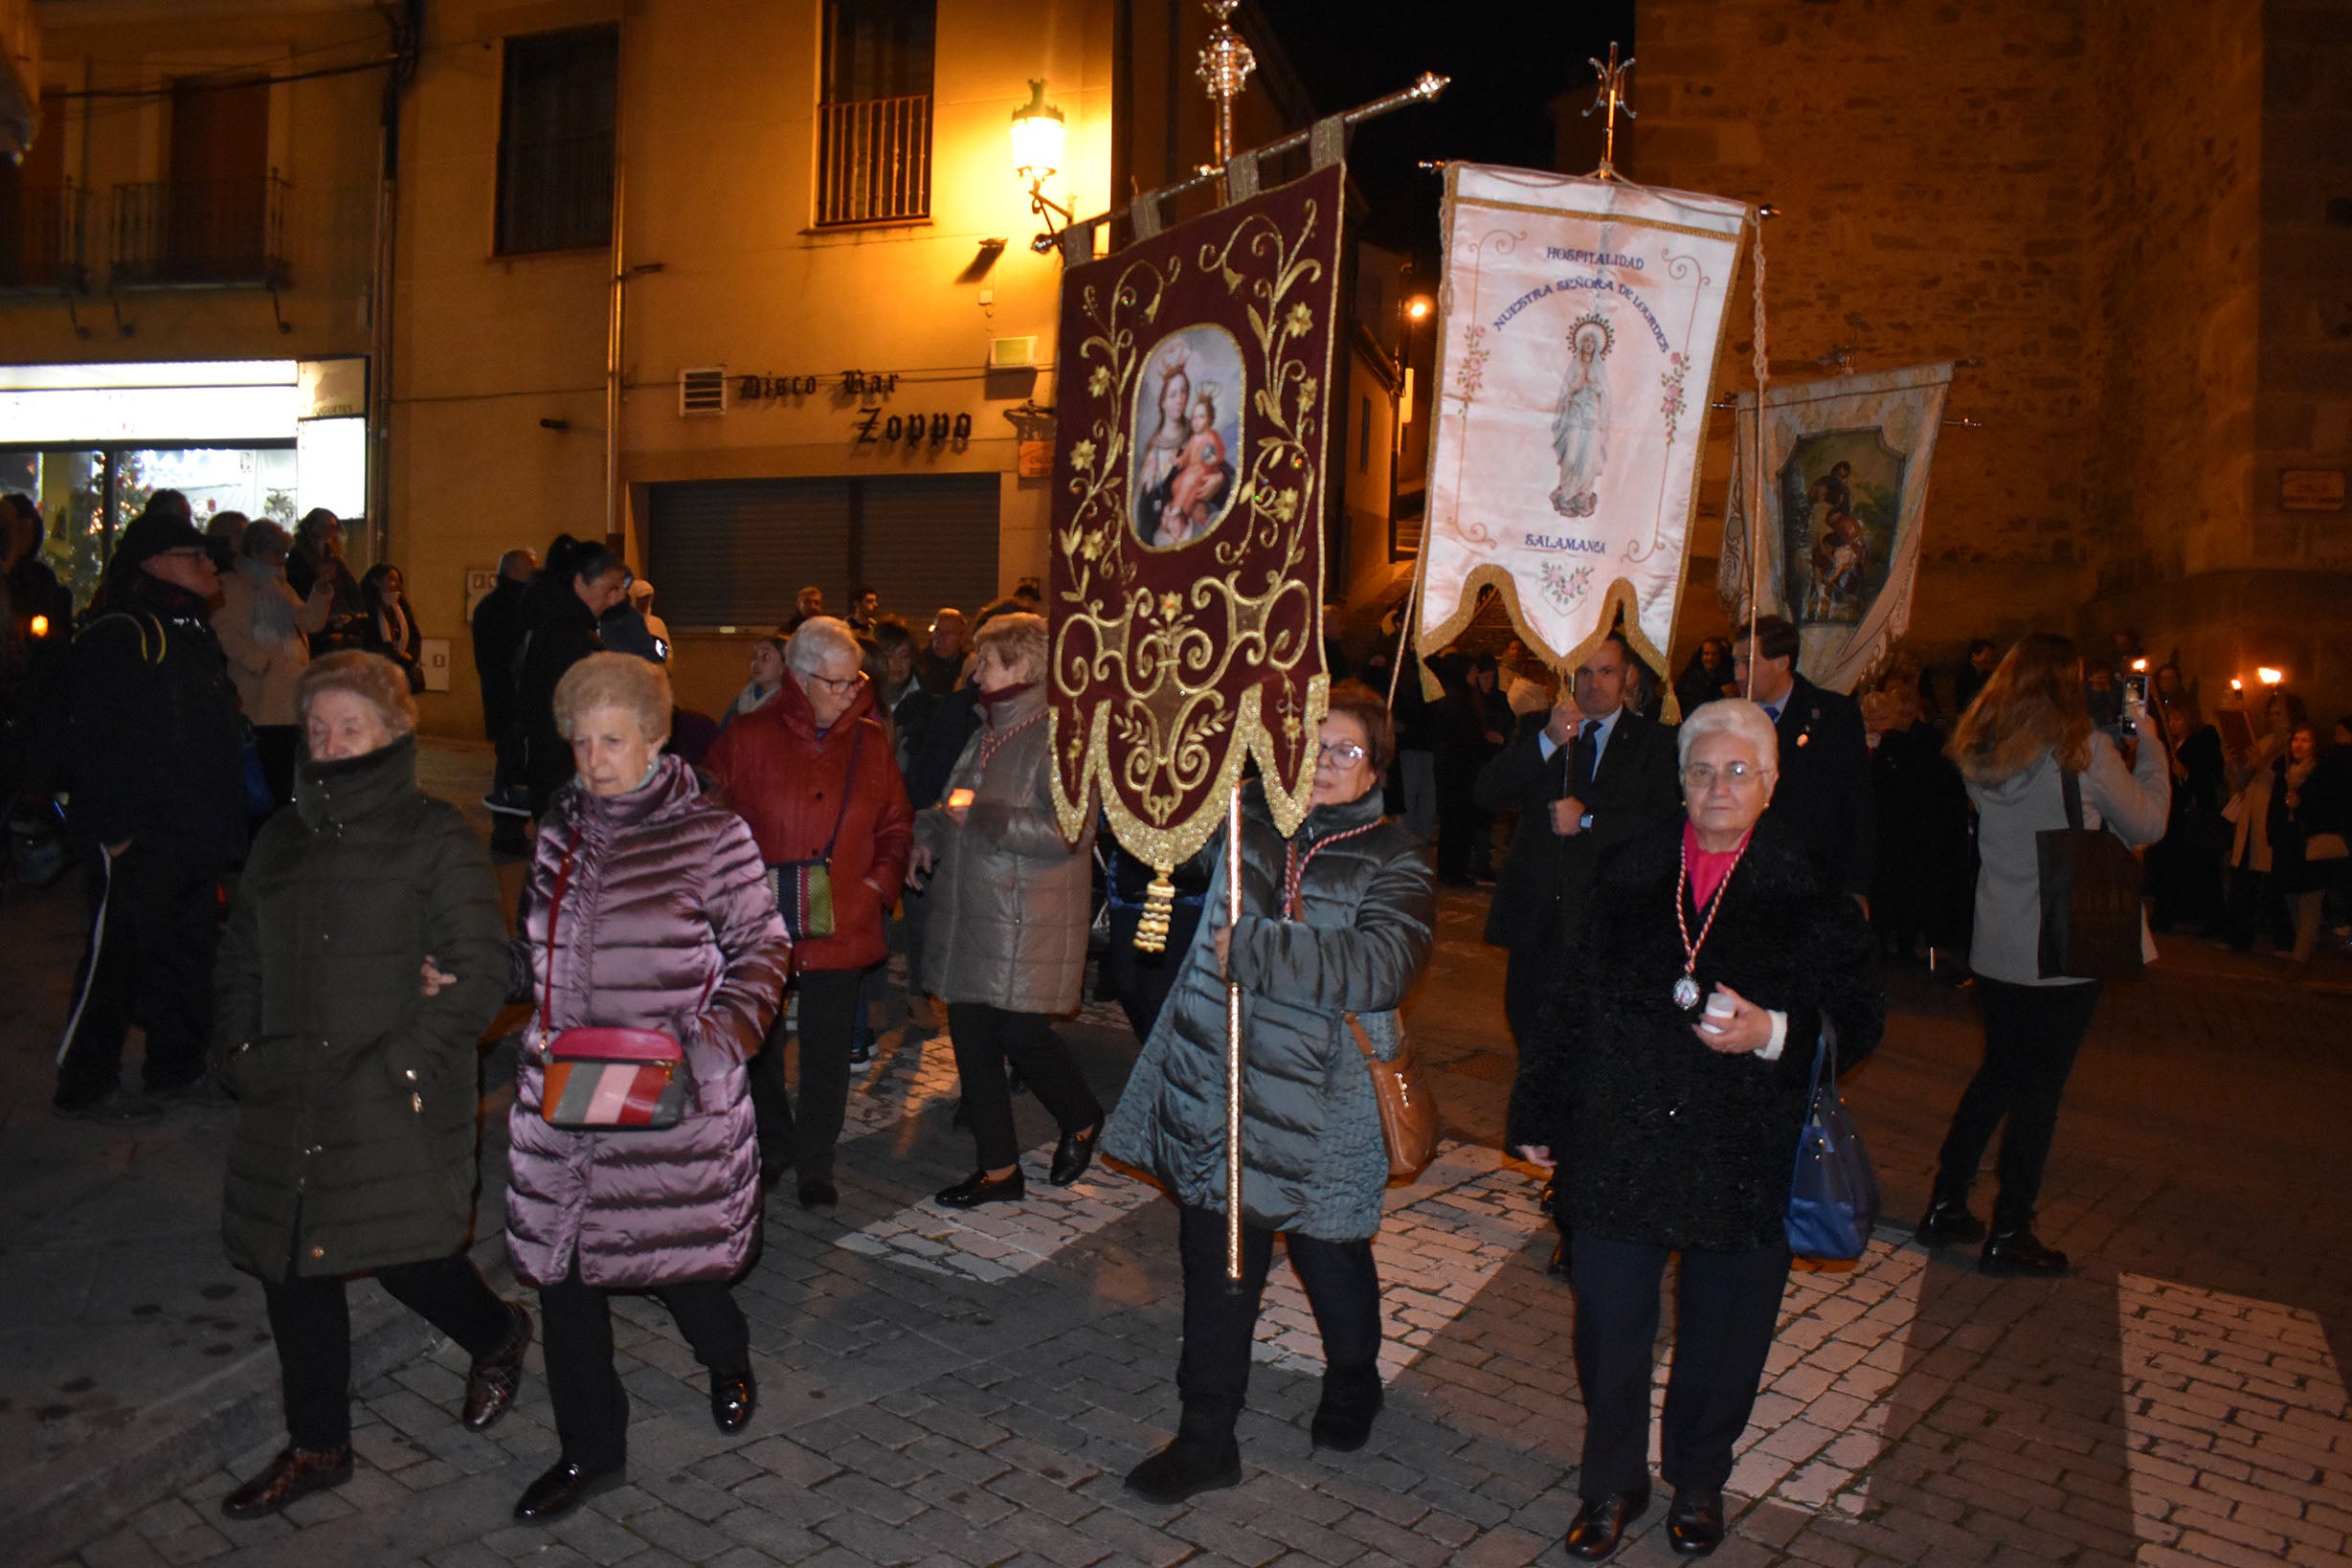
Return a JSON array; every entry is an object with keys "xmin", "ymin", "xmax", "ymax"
[{"xmin": 14, "ymin": 745, "xmax": 2352, "ymax": 1568}]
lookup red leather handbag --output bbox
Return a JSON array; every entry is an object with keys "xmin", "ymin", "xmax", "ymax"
[{"xmin": 536, "ymin": 829, "xmax": 688, "ymax": 1130}]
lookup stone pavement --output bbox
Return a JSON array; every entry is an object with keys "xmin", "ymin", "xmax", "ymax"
[{"xmin": 9, "ymin": 738, "xmax": 2352, "ymax": 1566}]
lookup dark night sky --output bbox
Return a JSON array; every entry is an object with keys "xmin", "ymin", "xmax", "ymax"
[{"xmin": 1253, "ymin": 0, "xmax": 1638, "ymax": 266}]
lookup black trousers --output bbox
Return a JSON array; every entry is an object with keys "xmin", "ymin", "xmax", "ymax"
[
  {"xmin": 1933, "ymin": 975, "xmax": 2102, "ymax": 1230},
  {"xmin": 261, "ymin": 1250, "xmax": 514, "ymax": 1450},
  {"xmin": 537, "ymin": 1257, "xmax": 748, "ymax": 1471},
  {"xmin": 1105, "ymin": 901, "xmax": 1203, "ymax": 1044},
  {"xmin": 2224, "ymin": 866, "xmax": 2294, "ymax": 952},
  {"xmin": 1502, "ymin": 943, "xmax": 1555, "ymax": 1056},
  {"xmin": 1570, "ymin": 1233, "xmax": 1790, "ymax": 1500},
  {"xmin": 55, "ymin": 842, "xmax": 223, "ymax": 1107},
  {"xmin": 946, "ymin": 1002, "xmax": 1104, "ymax": 1171},
  {"xmin": 748, "ymin": 966, "xmax": 864, "ymax": 1179},
  {"xmin": 1175, "ymin": 1202, "xmax": 1380, "ymax": 1406}
]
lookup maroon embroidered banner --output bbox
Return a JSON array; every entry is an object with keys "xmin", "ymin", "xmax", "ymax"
[{"xmin": 1046, "ymin": 163, "xmax": 1342, "ymax": 885}]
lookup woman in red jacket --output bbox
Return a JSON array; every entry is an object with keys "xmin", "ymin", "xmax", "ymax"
[{"xmin": 706, "ymin": 616, "xmax": 913, "ymax": 1208}]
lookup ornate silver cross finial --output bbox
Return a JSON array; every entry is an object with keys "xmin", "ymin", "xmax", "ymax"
[
  {"xmin": 1583, "ymin": 42, "xmax": 1636, "ymax": 182},
  {"xmin": 1198, "ymin": 0, "xmax": 1258, "ymax": 165}
]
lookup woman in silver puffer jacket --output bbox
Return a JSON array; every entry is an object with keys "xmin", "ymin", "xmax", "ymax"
[
  {"xmin": 1105, "ymin": 679, "xmax": 1435, "ymax": 1503},
  {"xmin": 908, "ymin": 612, "xmax": 1103, "ymax": 1209}
]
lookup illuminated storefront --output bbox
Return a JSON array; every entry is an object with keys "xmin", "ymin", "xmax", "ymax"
[{"xmin": 0, "ymin": 358, "xmax": 367, "ymax": 608}]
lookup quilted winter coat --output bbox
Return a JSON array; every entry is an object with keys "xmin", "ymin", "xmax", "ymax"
[
  {"xmin": 703, "ymin": 673, "xmax": 913, "ymax": 974},
  {"xmin": 213, "ymin": 735, "xmax": 511, "ymax": 1279},
  {"xmin": 505, "ymin": 756, "xmax": 790, "ymax": 1288},
  {"xmin": 912, "ymin": 683, "xmax": 1094, "ymax": 1014},
  {"xmin": 1104, "ymin": 784, "xmax": 1436, "ymax": 1241}
]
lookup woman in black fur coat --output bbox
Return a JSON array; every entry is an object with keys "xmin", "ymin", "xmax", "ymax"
[{"xmin": 1508, "ymin": 698, "xmax": 1884, "ymax": 1561}]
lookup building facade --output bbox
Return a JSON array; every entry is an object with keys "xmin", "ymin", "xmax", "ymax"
[{"xmin": 3, "ymin": 0, "xmax": 1316, "ymax": 734}]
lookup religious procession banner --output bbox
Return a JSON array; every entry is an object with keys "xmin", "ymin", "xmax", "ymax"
[
  {"xmin": 1045, "ymin": 161, "xmax": 1342, "ymax": 892},
  {"xmin": 1716, "ymin": 362, "xmax": 1953, "ymax": 694},
  {"xmin": 1416, "ymin": 164, "xmax": 1751, "ymax": 686}
]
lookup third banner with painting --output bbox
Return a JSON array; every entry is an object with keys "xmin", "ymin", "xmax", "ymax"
[{"xmin": 1717, "ymin": 362, "xmax": 1954, "ymax": 694}]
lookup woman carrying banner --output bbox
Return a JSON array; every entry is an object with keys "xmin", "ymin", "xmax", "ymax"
[
  {"xmin": 1508, "ymin": 699, "xmax": 1882, "ymax": 1559},
  {"xmin": 1105, "ymin": 680, "xmax": 1436, "ymax": 1503}
]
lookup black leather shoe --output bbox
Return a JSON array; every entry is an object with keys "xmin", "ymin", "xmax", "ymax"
[
  {"xmin": 759, "ymin": 1151, "xmax": 792, "ymax": 1192},
  {"xmin": 935, "ymin": 1168, "xmax": 1026, "ymax": 1207},
  {"xmin": 513, "ymin": 1458, "xmax": 624, "ymax": 1522},
  {"xmin": 1915, "ymin": 1199, "xmax": 1986, "ymax": 1247},
  {"xmin": 797, "ymin": 1176, "xmax": 839, "ymax": 1209},
  {"xmin": 221, "ymin": 1445, "xmax": 353, "ymax": 1519},
  {"xmin": 1981, "ymin": 1228, "xmax": 2069, "ymax": 1277},
  {"xmin": 1563, "ymin": 1488, "xmax": 1648, "ymax": 1560},
  {"xmin": 711, "ymin": 1367, "xmax": 757, "ymax": 1433},
  {"xmin": 461, "ymin": 1300, "xmax": 532, "ymax": 1431},
  {"xmin": 1666, "ymin": 1489, "xmax": 1726, "ymax": 1557},
  {"xmin": 1048, "ymin": 1118, "xmax": 1103, "ymax": 1186}
]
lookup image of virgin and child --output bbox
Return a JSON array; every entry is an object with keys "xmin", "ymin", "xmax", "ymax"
[{"xmin": 1132, "ymin": 335, "xmax": 1241, "ymax": 549}]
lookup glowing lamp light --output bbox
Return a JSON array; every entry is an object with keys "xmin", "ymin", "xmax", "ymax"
[
  {"xmin": 2257, "ymin": 666, "xmax": 2284, "ymax": 685},
  {"xmin": 2230, "ymin": 678, "xmax": 2244, "ymax": 692},
  {"xmin": 1010, "ymin": 79, "xmax": 1066, "ymax": 183},
  {"xmin": 1404, "ymin": 296, "xmax": 1433, "ymax": 322},
  {"xmin": 28, "ymin": 614, "xmax": 48, "ymax": 638},
  {"xmin": 2129, "ymin": 657, "xmax": 2147, "ymax": 673}
]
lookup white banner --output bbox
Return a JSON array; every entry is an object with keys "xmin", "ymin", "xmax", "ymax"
[
  {"xmin": 1717, "ymin": 363, "xmax": 1953, "ymax": 694},
  {"xmin": 1416, "ymin": 165, "xmax": 1751, "ymax": 684}
]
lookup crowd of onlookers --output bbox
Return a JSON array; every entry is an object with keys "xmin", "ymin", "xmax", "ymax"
[{"xmin": 1390, "ymin": 615, "xmax": 2351, "ymax": 973}]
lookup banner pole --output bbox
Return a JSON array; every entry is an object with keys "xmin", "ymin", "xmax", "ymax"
[
  {"xmin": 1223, "ymin": 776, "xmax": 1247, "ymax": 1284},
  {"xmin": 1744, "ymin": 216, "xmax": 1769, "ymax": 701},
  {"xmin": 1386, "ymin": 539, "xmax": 1431, "ymax": 710}
]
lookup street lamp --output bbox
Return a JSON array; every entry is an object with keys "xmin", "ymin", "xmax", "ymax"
[
  {"xmin": 2257, "ymin": 666, "xmax": 2284, "ymax": 685},
  {"xmin": 1404, "ymin": 296, "xmax": 1431, "ymax": 323},
  {"xmin": 1012, "ymin": 79, "xmax": 1072, "ymax": 254}
]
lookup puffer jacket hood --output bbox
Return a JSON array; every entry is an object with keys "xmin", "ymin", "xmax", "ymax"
[
  {"xmin": 1103, "ymin": 783, "xmax": 1435, "ymax": 1241},
  {"xmin": 505, "ymin": 755, "xmax": 791, "ymax": 1288},
  {"xmin": 213, "ymin": 734, "xmax": 511, "ymax": 1278}
]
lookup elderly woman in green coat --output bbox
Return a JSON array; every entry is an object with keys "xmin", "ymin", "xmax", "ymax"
[
  {"xmin": 1105, "ymin": 679, "xmax": 1437, "ymax": 1503},
  {"xmin": 210, "ymin": 652, "xmax": 525, "ymax": 1520}
]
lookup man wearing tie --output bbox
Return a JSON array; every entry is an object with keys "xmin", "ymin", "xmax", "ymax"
[
  {"xmin": 1733, "ymin": 615, "xmax": 1875, "ymax": 908},
  {"xmin": 1477, "ymin": 633, "xmax": 1682, "ymax": 1052}
]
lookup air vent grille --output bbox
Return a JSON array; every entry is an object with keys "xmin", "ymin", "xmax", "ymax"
[{"xmin": 679, "ymin": 367, "xmax": 728, "ymax": 417}]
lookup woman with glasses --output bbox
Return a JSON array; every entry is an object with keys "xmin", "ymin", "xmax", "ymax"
[
  {"xmin": 1508, "ymin": 699, "xmax": 1883, "ymax": 1560},
  {"xmin": 706, "ymin": 616, "xmax": 911, "ymax": 1207},
  {"xmin": 1106, "ymin": 680, "xmax": 1437, "ymax": 1502},
  {"xmin": 907, "ymin": 612, "xmax": 1105, "ymax": 1207}
]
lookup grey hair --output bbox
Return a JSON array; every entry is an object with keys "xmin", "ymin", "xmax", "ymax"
[
  {"xmin": 1676, "ymin": 698, "xmax": 1780, "ymax": 772},
  {"xmin": 785, "ymin": 616, "xmax": 862, "ymax": 676},
  {"xmin": 239, "ymin": 519, "xmax": 292, "ymax": 560}
]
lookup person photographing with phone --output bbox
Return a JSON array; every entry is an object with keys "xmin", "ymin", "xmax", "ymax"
[{"xmin": 1507, "ymin": 698, "xmax": 1883, "ymax": 1560}]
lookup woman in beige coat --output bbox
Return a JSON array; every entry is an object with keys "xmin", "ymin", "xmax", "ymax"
[
  {"xmin": 907, "ymin": 612, "xmax": 1102, "ymax": 1209},
  {"xmin": 213, "ymin": 520, "xmax": 335, "ymax": 807}
]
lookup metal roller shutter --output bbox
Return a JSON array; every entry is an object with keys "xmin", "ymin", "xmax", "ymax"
[
  {"xmin": 649, "ymin": 478, "xmax": 852, "ymax": 631},
  {"xmin": 648, "ymin": 472, "xmax": 1000, "ymax": 631},
  {"xmin": 859, "ymin": 473, "xmax": 999, "ymax": 621}
]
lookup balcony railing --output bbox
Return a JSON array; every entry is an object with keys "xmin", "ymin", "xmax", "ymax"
[
  {"xmin": 496, "ymin": 131, "xmax": 614, "ymax": 255},
  {"xmin": 816, "ymin": 94, "xmax": 930, "ymax": 227},
  {"xmin": 109, "ymin": 172, "xmax": 290, "ymax": 289},
  {"xmin": 0, "ymin": 181, "xmax": 89, "ymax": 293}
]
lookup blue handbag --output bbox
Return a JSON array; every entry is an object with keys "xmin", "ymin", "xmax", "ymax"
[{"xmin": 1784, "ymin": 1023, "xmax": 1880, "ymax": 1261}]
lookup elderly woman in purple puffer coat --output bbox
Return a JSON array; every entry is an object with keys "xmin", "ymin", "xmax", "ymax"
[{"xmin": 504, "ymin": 654, "xmax": 790, "ymax": 1525}]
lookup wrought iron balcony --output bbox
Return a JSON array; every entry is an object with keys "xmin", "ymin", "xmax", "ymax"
[
  {"xmin": 0, "ymin": 181, "xmax": 89, "ymax": 293},
  {"xmin": 108, "ymin": 171, "xmax": 290, "ymax": 289},
  {"xmin": 816, "ymin": 94, "xmax": 931, "ymax": 228}
]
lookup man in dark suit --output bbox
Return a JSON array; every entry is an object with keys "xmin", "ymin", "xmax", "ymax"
[
  {"xmin": 1476, "ymin": 633, "xmax": 1682, "ymax": 1052},
  {"xmin": 1733, "ymin": 615, "xmax": 1875, "ymax": 907}
]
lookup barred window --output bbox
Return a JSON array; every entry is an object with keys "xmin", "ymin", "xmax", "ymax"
[{"xmin": 496, "ymin": 27, "xmax": 617, "ymax": 256}]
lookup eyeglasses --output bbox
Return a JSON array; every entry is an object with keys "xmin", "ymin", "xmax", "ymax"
[
  {"xmin": 1682, "ymin": 761, "xmax": 1768, "ymax": 790},
  {"xmin": 1316, "ymin": 741, "xmax": 1368, "ymax": 766},
  {"xmin": 809, "ymin": 672, "xmax": 862, "ymax": 695}
]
